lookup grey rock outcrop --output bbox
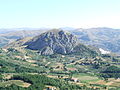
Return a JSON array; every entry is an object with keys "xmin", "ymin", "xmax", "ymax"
[{"xmin": 25, "ymin": 29, "xmax": 79, "ymax": 55}]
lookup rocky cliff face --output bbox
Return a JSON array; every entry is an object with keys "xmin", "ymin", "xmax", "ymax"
[
  {"xmin": 24, "ymin": 30, "xmax": 79, "ymax": 55},
  {"xmin": 24, "ymin": 29, "xmax": 98, "ymax": 56}
]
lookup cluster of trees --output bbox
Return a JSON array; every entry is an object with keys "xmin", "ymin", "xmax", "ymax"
[
  {"xmin": 0, "ymin": 74, "xmax": 3, "ymax": 81},
  {"xmin": 0, "ymin": 59, "xmax": 39, "ymax": 73},
  {"xmin": 100, "ymin": 66, "xmax": 120, "ymax": 79},
  {"xmin": 0, "ymin": 74, "xmax": 91, "ymax": 90}
]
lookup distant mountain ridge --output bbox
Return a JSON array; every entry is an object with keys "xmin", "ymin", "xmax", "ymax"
[
  {"xmin": 0, "ymin": 28, "xmax": 50, "ymax": 47},
  {"xmin": 69, "ymin": 27, "xmax": 120, "ymax": 54}
]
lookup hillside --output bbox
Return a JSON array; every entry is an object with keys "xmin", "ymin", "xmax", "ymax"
[
  {"xmin": 2, "ymin": 29, "xmax": 120, "ymax": 89},
  {"xmin": 1, "ymin": 40, "xmax": 120, "ymax": 89},
  {"xmin": 69, "ymin": 27, "xmax": 120, "ymax": 54},
  {"xmin": 0, "ymin": 29, "xmax": 49, "ymax": 47}
]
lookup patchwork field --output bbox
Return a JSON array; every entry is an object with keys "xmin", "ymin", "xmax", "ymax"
[
  {"xmin": 73, "ymin": 73, "xmax": 100, "ymax": 83},
  {"xmin": 0, "ymin": 80, "xmax": 31, "ymax": 87}
]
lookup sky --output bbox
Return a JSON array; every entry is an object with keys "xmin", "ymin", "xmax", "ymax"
[{"xmin": 0, "ymin": 0, "xmax": 120, "ymax": 29}]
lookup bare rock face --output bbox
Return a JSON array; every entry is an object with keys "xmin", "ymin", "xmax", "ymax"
[
  {"xmin": 40, "ymin": 46, "xmax": 54, "ymax": 55},
  {"xmin": 24, "ymin": 29, "xmax": 98, "ymax": 56},
  {"xmin": 24, "ymin": 30, "xmax": 78, "ymax": 55}
]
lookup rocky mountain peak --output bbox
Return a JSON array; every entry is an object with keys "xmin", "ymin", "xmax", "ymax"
[
  {"xmin": 20, "ymin": 29, "xmax": 98, "ymax": 57},
  {"xmin": 24, "ymin": 29, "xmax": 79, "ymax": 55}
]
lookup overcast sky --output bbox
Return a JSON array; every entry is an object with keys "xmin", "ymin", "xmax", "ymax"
[{"xmin": 0, "ymin": 0, "xmax": 120, "ymax": 28}]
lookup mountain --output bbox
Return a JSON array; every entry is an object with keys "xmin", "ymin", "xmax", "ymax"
[
  {"xmin": 59, "ymin": 27, "xmax": 76, "ymax": 31},
  {"xmin": 6, "ymin": 29, "xmax": 98, "ymax": 56},
  {"xmin": 2, "ymin": 27, "xmax": 120, "ymax": 54},
  {"xmin": 24, "ymin": 29, "xmax": 78, "ymax": 55},
  {"xmin": 0, "ymin": 28, "xmax": 50, "ymax": 47},
  {"xmin": 69, "ymin": 27, "xmax": 120, "ymax": 54},
  {"xmin": 0, "ymin": 27, "xmax": 50, "ymax": 34}
]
